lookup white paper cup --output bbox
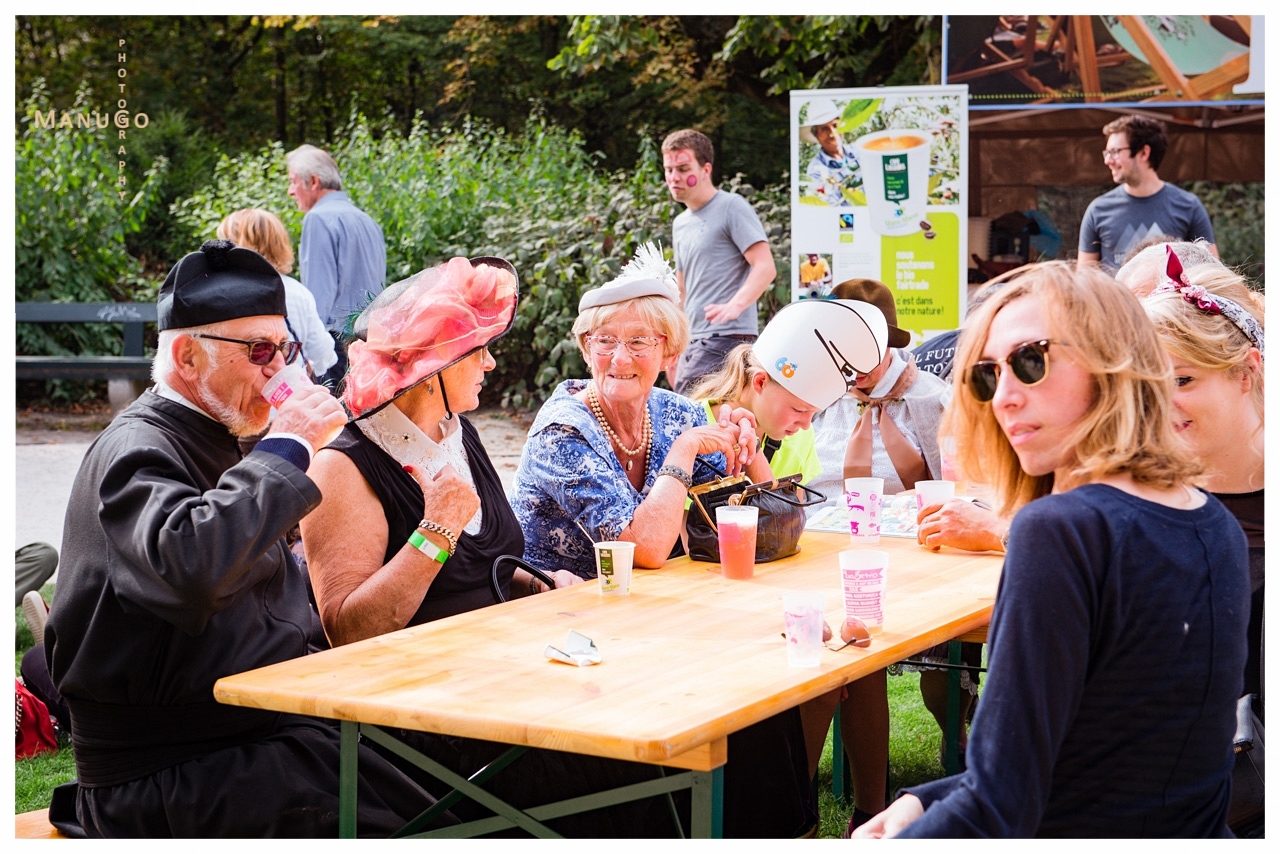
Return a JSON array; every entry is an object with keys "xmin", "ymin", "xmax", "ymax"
[
  {"xmin": 839, "ymin": 549, "xmax": 889, "ymax": 632},
  {"xmin": 915, "ymin": 479, "xmax": 956, "ymax": 511},
  {"xmin": 783, "ymin": 592, "xmax": 825, "ymax": 667},
  {"xmin": 261, "ymin": 359, "xmax": 311, "ymax": 406},
  {"xmin": 595, "ymin": 541, "xmax": 635, "ymax": 596},
  {"xmin": 852, "ymin": 128, "xmax": 932, "ymax": 237},
  {"xmin": 844, "ymin": 477, "xmax": 884, "ymax": 544}
]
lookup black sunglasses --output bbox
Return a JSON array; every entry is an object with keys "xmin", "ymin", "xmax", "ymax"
[
  {"xmin": 966, "ymin": 339, "xmax": 1057, "ymax": 403},
  {"xmin": 192, "ymin": 334, "xmax": 302, "ymax": 366}
]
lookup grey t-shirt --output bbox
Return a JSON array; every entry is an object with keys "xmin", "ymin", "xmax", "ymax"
[
  {"xmin": 1078, "ymin": 183, "xmax": 1214, "ymax": 273},
  {"xmin": 672, "ymin": 190, "xmax": 769, "ymax": 339}
]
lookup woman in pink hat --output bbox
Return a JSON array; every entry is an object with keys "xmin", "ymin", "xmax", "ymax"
[{"xmin": 302, "ymin": 256, "xmax": 679, "ymax": 836}]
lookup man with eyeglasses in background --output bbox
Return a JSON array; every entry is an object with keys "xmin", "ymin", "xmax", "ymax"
[
  {"xmin": 1077, "ymin": 114, "xmax": 1217, "ymax": 273},
  {"xmin": 43, "ymin": 240, "xmax": 445, "ymax": 837}
]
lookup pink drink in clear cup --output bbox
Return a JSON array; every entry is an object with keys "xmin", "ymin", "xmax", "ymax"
[{"xmin": 716, "ymin": 505, "xmax": 758, "ymax": 579}]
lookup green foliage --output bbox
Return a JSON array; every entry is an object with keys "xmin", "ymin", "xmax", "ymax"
[
  {"xmin": 720, "ymin": 16, "xmax": 941, "ymax": 95},
  {"xmin": 170, "ymin": 141, "xmax": 299, "ymax": 257},
  {"xmin": 168, "ymin": 114, "xmax": 794, "ymax": 409},
  {"xmin": 1183, "ymin": 181, "xmax": 1265, "ymax": 287},
  {"xmin": 15, "ymin": 81, "xmax": 166, "ymax": 388}
]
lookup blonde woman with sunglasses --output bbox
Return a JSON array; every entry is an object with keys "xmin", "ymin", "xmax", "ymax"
[{"xmin": 857, "ymin": 262, "xmax": 1248, "ymax": 838}]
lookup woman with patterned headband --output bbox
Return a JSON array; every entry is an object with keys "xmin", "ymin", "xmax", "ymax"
[
  {"xmin": 1143, "ymin": 249, "xmax": 1264, "ymax": 722},
  {"xmin": 857, "ymin": 261, "xmax": 1247, "ymax": 838}
]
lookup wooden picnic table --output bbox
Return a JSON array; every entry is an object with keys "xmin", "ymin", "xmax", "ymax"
[{"xmin": 214, "ymin": 531, "xmax": 1002, "ymax": 837}]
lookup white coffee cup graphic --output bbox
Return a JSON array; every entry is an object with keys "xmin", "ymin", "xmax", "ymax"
[{"xmin": 852, "ymin": 129, "xmax": 931, "ymax": 237}]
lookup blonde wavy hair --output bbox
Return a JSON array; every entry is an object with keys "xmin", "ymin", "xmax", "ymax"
[
  {"xmin": 216, "ymin": 208, "xmax": 295, "ymax": 276},
  {"xmin": 685, "ymin": 343, "xmax": 766, "ymax": 403},
  {"xmin": 943, "ymin": 261, "xmax": 1199, "ymax": 517},
  {"xmin": 1143, "ymin": 262, "xmax": 1265, "ymax": 429}
]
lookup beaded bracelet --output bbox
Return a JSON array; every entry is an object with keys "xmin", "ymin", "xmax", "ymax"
[
  {"xmin": 655, "ymin": 464, "xmax": 693, "ymax": 490},
  {"xmin": 416, "ymin": 519, "xmax": 458, "ymax": 555},
  {"xmin": 407, "ymin": 530, "xmax": 449, "ymax": 564}
]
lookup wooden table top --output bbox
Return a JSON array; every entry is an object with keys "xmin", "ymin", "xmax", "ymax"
[{"xmin": 214, "ymin": 532, "xmax": 1001, "ymax": 772}]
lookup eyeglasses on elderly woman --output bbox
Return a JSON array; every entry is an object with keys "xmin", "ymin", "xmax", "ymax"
[
  {"xmin": 966, "ymin": 339, "xmax": 1063, "ymax": 403},
  {"xmin": 585, "ymin": 335, "xmax": 666, "ymax": 357}
]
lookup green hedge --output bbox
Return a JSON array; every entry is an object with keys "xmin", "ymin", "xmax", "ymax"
[
  {"xmin": 16, "ymin": 82, "xmax": 165, "ymax": 362},
  {"xmin": 170, "ymin": 115, "xmax": 793, "ymax": 409}
]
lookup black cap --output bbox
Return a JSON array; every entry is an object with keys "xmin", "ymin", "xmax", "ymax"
[{"xmin": 157, "ymin": 240, "xmax": 287, "ymax": 330}]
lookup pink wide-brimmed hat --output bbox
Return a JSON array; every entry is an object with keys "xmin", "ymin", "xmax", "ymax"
[{"xmin": 343, "ymin": 255, "xmax": 519, "ymax": 418}]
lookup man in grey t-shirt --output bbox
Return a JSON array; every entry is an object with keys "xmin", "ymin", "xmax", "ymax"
[
  {"xmin": 1077, "ymin": 115, "xmax": 1217, "ymax": 273},
  {"xmin": 662, "ymin": 129, "xmax": 776, "ymax": 396}
]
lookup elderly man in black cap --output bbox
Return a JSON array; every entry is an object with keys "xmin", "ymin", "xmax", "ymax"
[{"xmin": 43, "ymin": 240, "xmax": 442, "ymax": 837}]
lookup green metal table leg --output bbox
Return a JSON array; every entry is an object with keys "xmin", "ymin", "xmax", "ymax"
[
  {"xmin": 832, "ymin": 703, "xmax": 852, "ymax": 802},
  {"xmin": 944, "ymin": 640, "xmax": 962, "ymax": 776},
  {"xmin": 690, "ymin": 766, "xmax": 724, "ymax": 838},
  {"xmin": 339, "ymin": 720, "xmax": 359, "ymax": 838}
]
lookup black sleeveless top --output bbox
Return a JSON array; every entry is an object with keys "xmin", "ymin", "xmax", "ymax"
[{"xmin": 327, "ymin": 416, "xmax": 524, "ymax": 624}]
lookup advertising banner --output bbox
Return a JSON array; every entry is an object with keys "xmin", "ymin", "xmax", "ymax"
[
  {"xmin": 945, "ymin": 15, "xmax": 1263, "ymax": 108},
  {"xmin": 790, "ymin": 85, "xmax": 968, "ymax": 347}
]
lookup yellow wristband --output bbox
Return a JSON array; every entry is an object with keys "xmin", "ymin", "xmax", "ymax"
[{"xmin": 407, "ymin": 530, "xmax": 449, "ymax": 563}]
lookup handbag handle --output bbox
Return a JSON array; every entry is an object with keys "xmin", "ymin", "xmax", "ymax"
[
  {"xmin": 688, "ymin": 458, "xmax": 827, "ymax": 532},
  {"xmin": 692, "ymin": 456, "xmax": 827, "ymax": 508},
  {"xmin": 739, "ymin": 477, "xmax": 827, "ymax": 509},
  {"xmin": 490, "ymin": 554, "xmax": 558, "ymax": 604}
]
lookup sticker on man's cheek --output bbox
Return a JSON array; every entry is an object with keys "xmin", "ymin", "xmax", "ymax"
[{"xmin": 686, "ymin": 175, "xmax": 698, "ymax": 187}]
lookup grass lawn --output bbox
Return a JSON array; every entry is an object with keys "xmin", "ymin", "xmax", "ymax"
[
  {"xmin": 15, "ymin": 583, "xmax": 964, "ymax": 835},
  {"xmin": 15, "ymin": 582, "xmax": 76, "ymax": 814}
]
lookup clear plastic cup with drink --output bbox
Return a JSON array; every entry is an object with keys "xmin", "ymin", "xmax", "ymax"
[
  {"xmin": 783, "ymin": 591, "xmax": 825, "ymax": 667},
  {"xmin": 844, "ymin": 477, "xmax": 884, "ymax": 544},
  {"xmin": 716, "ymin": 505, "xmax": 758, "ymax": 579},
  {"xmin": 261, "ymin": 359, "xmax": 311, "ymax": 406},
  {"xmin": 839, "ymin": 549, "xmax": 889, "ymax": 633}
]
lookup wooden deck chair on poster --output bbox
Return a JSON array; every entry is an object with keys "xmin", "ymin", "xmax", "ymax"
[{"xmin": 948, "ymin": 16, "xmax": 1251, "ymax": 105}]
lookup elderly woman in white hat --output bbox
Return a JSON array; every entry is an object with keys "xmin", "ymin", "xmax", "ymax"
[
  {"xmin": 512, "ymin": 242, "xmax": 766, "ymax": 582},
  {"xmin": 512, "ymin": 243, "xmax": 824, "ymax": 838},
  {"xmin": 801, "ymin": 97, "xmax": 862, "ymax": 207}
]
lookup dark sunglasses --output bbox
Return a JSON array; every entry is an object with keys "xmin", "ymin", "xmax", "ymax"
[
  {"xmin": 192, "ymin": 334, "xmax": 302, "ymax": 366},
  {"xmin": 966, "ymin": 339, "xmax": 1057, "ymax": 403}
]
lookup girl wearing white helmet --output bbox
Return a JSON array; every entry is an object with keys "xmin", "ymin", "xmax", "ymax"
[{"xmin": 687, "ymin": 296, "xmax": 888, "ymax": 485}]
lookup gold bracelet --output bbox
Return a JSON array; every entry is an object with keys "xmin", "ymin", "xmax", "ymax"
[{"xmin": 416, "ymin": 519, "xmax": 458, "ymax": 555}]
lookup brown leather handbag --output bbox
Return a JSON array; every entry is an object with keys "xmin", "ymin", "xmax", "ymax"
[{"xmin": 686, "ymin": 465, "xmax": 825, "ymax": 564}]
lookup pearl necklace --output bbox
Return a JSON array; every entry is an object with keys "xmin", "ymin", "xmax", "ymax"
[{"xmin": 587, "ymin": 382, "xmax": 651, "ymax": 472}]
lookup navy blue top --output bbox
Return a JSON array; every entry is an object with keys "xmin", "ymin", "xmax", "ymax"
[{"xmin": 900, "ymin": 484, "xmax": 1248, "ymax": 837}]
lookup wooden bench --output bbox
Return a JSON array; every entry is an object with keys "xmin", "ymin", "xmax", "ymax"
[
  {"xmin": 16, "ymin": 302, "xmax": 157, "ymax": 412},
  {"xmin": 15, "ymin": 808, "xmax": 66, "ymax": 839}
]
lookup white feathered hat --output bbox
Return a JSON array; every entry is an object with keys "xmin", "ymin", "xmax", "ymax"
[{"xmin": 579, "ymin": 242, "xmax": 680, "ymax": 311}]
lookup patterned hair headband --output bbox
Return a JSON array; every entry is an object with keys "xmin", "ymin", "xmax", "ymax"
[{"xmin": 1150, "ymin": 245, "xmax": 1265, "ymax": 362}]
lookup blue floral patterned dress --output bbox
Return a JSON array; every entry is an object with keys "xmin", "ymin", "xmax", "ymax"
[{"xmin": 513, "ymin": 379, "xmax": 726, "ymax": 579}]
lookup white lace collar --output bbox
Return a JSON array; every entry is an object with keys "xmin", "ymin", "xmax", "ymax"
[{"xmin": 356, "ymin": 403, "xmax": 481, "ymax": 534}]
